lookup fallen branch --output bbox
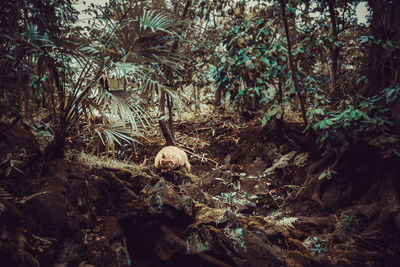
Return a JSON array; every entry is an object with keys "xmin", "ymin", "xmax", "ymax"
[
  {"xmin": 160, "ymin": 224, "xmax": 233, "ymax": 267},
  {"xmin": 179, "ymin": 146, "xmax": 220, "ymax": 166}
]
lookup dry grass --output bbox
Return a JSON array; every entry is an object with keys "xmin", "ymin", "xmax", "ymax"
[{"xmin": 66, "ymin": 150, "xmax": 140, "ymax": 170}]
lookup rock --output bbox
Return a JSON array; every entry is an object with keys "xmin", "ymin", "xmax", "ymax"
[
  {"xmin": 102, "ymin": 216, "xmax": 123, "ymax": 241},
  {"xmin": 201, "ymin": 169, "xmax": 231, "ymax": 195},
  {"xmin": 144, "ymin": 179, "xmax": 194, "ymax": 221},
  {"xmin": 26, "ymin": 188, "xmax": 81, "ymax": 237},
  {"xmin": 186, "ymin": 209, "xmax": 289, "ymax": 266},
  {"xmin": 0, "ymin": 124, "xmax": 42, "ymax": 179},
  {"xmin": 0, "ymin": 198, "xmax": 38, "ymax": 266}
]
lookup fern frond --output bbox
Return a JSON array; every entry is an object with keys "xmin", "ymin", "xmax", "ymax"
[
  {"xmin": 276, "ymin": 217, "xmax": 299, "ymax": 228},
  {"xmin": 264, "ymin": 210, "xmax": 298, "ymax": 228}
]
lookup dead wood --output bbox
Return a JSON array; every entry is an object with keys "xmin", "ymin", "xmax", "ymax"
[{"xmin": 160, "ymin": 225, "xmax": 233, "ymax": 267}]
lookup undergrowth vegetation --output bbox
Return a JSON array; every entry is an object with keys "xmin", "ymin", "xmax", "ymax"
[{"xmin": 1, "ymin": 0, "xmax": 399, "ymax": 160}]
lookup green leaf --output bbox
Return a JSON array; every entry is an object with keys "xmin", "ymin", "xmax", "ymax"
[
  {"xmin": 159, "ymin": 115, "xmax": 169, "ymax": 120},
  {"xmin": 393, "ymin": 149, "xmax": 400, "ymax": 157},
  {"xmin": 275, "ymin": 106, "xmax": 283, "ymax": 119},
  {"xmin": 262, "ymin": 113, "xmax": 271, "ymax": 127},
  {"xmin": 6, "ymin": 55, "xmax": 16, "ymax": 61},
  {"xmin": 314, "ymin": 109, "xmax": 324, "ymax": 115},
  {"xmin": 261, "ymin": 57, "xmax": 270, "ymax": 65},
  {"xmin": 356, "ymin": 75, "xmax": 366, "ymax": 84},
  {"xmin": 361, "ymin": 36, "xmax": 369, "ymax": 44},
  {"xmin": 362, "ymin": 113, "xmax": 371, "ymax": 120},
  {"xmin": 318, "ymin": 170, "xmax": 327, "ymax": 180}
]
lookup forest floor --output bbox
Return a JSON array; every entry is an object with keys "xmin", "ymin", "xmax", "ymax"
[{"xmin": 0, "ymin": 111, "xmax": 399, "ymax": 266}]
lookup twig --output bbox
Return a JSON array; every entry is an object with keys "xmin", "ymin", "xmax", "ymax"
[
  {"xmin": 351, "ymin": 232, "xmax": 385, "ymax": 250},
  {"xmin": 32, "ymin": 234, "xmax": 57, "ymax": 245},
  {"xmin": 18, "ymin": 191, "xmax": 51, "ymax": 204},
  {"xmin": 179, "ymin": 146, "xmax": 220, "ymax": 166},
  {"xmin": 268, "ymin": 191, "xmax": 282, "ymax": 209}
]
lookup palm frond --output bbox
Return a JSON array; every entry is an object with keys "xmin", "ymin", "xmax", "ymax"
[
  {"xmin": 92, "ymin": 85, "xmax": 151, "ymax": 131},
  {"xmin": 94, "ymin": 120, "xmax": 142, "ymax": 147},
  {"xmin": 139, "ymin": 9, "xmax": 181, "ymax": 38},
  {"xmin": 139, "ymin": 78, "xmax": 188, "ymax": 114},
  {"xmin": 163, "ymin": 86, "xmax": 188, "ymax": 114}
]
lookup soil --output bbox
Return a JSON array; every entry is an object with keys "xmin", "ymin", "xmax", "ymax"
[{"xmin": 0, "ymin": 114, "xmax": 399, "ymax": 266}]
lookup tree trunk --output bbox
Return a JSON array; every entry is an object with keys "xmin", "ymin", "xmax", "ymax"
[
  {"xmin": 366, "ymin": 0, "xmax": 400, "ymax": 96},
  {"xmin": 214, "ymin": 87, "xmax": 222, "ymax": 107},
  {"xmin": 158, "ymin": 0, "xmax": 191, "ymax": 145},
  {"xmin": 158, "ymin": 90, "xmax": 174, "ymax": 146},
  {"xmin": 277, "ymin": 78, "xmax": 284, "ymax": 121},
  {"xmin": 44, "ymin": 129, "xmax": 66, "ymax": 160},
  {"xmin": 166, "ymin": 94, "xmax": 174, "ymax": 138},
  {"xmin": 279, "ymin": 0, "xmax": 308, "ymax": 126},
  {"xmin": 327, "ymin": 0, "xmax": 339, "ymax": 99},
  {"xmin": 366, "ymin": 0, "xmax": 400, "ymax": 131}
]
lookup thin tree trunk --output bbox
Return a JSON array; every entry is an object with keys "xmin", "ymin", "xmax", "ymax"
[
  {"xmin": 166, "ymin": 94, "xmax": 174, "ymax": 138},
  {"xmin": 158, "ymin": 90, "xmax": 174, "ymax": 146},
  {"xmin": 158, "ymin": 0, "xmax": 191, "ymax": 144},
  {"xmin": 279, "ymin": 0, "xmax": 308, "ymax": 126},
  {"xmin": 214, "ymin": 87, "xmax": 222, "ymax": 107},
  {"xmin": 278, "ymin": 78, "xmax": 284, "ymax": 118},
  {"xmin": 194, "ymin": 85, "xmax": 201, "ymax": 114},
  {"xmin": 327, "ymin": 0, "xmax": 339, "ymax": 99}
]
